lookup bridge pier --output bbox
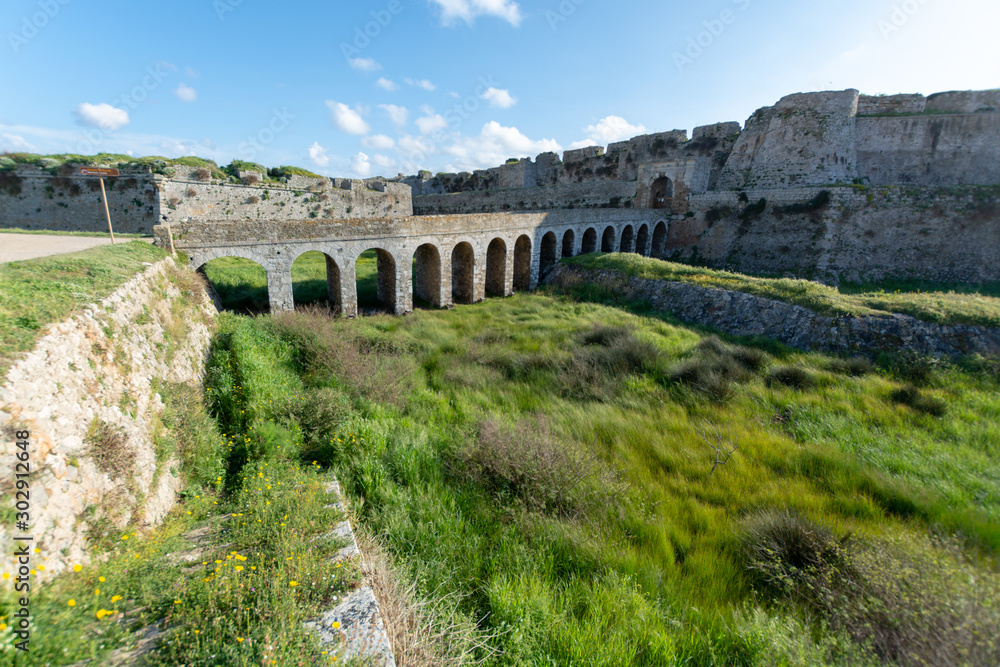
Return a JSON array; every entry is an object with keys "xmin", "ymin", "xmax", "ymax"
[{"xmin": 267, "ymin": 267, "xmax": 294, "ymax": 313}]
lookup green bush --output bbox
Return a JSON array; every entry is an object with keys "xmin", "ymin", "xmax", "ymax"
[
  {"xmin": 889, "ymin": 385, "xmax": 947, "ymax": 416},
  {"xmin": 768, "ymin": 365, "xmax": 816, "ymax": 390},
  {"xmin": 829, "ymin": 356, "xmax": 874, "ymax": 377}
]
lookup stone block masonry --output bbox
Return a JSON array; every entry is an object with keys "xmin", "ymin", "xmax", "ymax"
[
  {"xmin": 546, "ymin": 264, "xmax": 1000, "ymax": 360},
  {"xmin": 0, "ymin": 164, "xmax": 412, "ymax": 234},
  {"xmin": 0, "ymin": 258, "xmax": 216, "ymax": 585}
]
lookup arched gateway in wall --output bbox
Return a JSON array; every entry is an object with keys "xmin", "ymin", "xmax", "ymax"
[{"xmin": 164, "ymin": 211, "xmax": 666, "ymax": 315}]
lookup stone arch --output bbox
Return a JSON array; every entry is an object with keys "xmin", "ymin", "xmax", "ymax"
[
  {"xmin": 290, "ymin": 250, "xmax": 341, "ymax": 313},
  {"xmin": 513, "ymin": 235, "xmax": 532, "ymax": 291},
  {"xmin": 601, "ymin": 226, "xmax": 616, "ymax": 253},
  {"xmin": 486, "ymin": 238, "xmax": 507, "ymax": 297},
  {"xmin": 619, "ymin": 225, "xmax": 635, "ymax": 253},
  {"xmin": 451, "ymin": 242, "xmax": 475, "ymax": 304},
  {"xmin": 652, "ymin": 221, "xmax": 667, "ymax": 258},
  {"xmin": 651, "ymin": 176, "xmax": 674, "ymax": 210},
  {"xmin": 562, "ymin": 229, "xmax": 575, "ymax": 258},
  {"xmin": 413, "ymin": 243, "xmax": 441, "ymax": 308},
  {"xmin": 636, "ymin": 224, "xmax": 650, "ymax": 256},
  {"xmin": 582, "ymin": 228, "xmax": 598, "ymax": 254},
  {"xmin": 195, "ymin": 253, "xmax": 270, "ymax": 313},
  {"xmin": 355, "ymin": 248, "xmax": 397, "ymax": 314},
  {"xmin": 540, "ymin": 231, "xmax": 558, "ymax": 277}
]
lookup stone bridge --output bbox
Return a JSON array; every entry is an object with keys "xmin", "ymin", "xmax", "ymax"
[{"xmin": 154, "ymin": 210, "xmax": 669, "ymax": 315}]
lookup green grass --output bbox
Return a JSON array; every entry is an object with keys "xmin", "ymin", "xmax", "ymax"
[
  {"xmin": 567, "ymin": 253, "xmax": 1000, "ymax": 328},
  {"xmin": 0, "ymin": 227, "xmax": 151, "ymax": 239},
  {"xmin": 198, "ymin": 292, "xmax": 1000, "ymax": 665},
  {"xmin": 0, "ymin": 350, "xmax": 357, "ymax": 666},
  {"xmin": 0, "ymin": 241, "xmax": 167, "ymax": 377}
]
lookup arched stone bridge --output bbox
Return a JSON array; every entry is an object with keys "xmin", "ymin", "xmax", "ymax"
[{"xmin": 153, "ymin": 210, "xmax": 669, "ymax": 315}]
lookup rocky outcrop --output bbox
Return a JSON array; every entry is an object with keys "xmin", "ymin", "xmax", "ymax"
[
  {"xmin": 546, "ymin": 264, "xmax": 1000, "ymax": 359},
  {"xmin": 0, "ymin": 258, "xmax": 216, "ymax": 584}
]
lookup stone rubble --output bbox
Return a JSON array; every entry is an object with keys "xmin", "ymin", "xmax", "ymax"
[{"xmin": 0, "ymin": 258, "xmax": 216, "ymax": 584}]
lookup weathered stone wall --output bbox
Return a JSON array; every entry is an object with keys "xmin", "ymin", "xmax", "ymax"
[
  {"xmin": 669, "ymin": 186, "xmax": 1000, "ymax": 283},
  {"xmin": 856, "ymin": 113, "xmax": 1000, "ymax": 186},
  {"xmin": 546, "ymin": 264, "xmax": 1000, "ymax": 359},
  {"xmin": 0, "ymin": 258, "xmax": 216, "ymax": 584},
  {"xmin": 158, "ymin": 177, "xmax": 412, "ymax": 226},
  {"xmin": 716, "ymin": 90, "xmax": 860, "ymax": 190},
  {"xmin": 0, "ymin": 165, "xmax": 412, "ymax": 234},
  {"xmin": 0, "ymin": 166, "xmax": 159, "ymax": 234},
  {"xmin": 411, "ymin": 181, "xmax": 638, "ymax": 215}
]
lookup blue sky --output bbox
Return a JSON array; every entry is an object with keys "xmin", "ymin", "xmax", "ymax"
[{"xmin": 1, "ymin": 0, "xmax": 998, "ymax": 178}]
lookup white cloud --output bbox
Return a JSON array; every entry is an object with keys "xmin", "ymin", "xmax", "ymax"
[
  {"xmin": 373, "ymin": 154, "xmax": 397, "ymax": 170},
  {"xmin": 442, "ymin": 121, "xmax": 561, "ymax": 170},
  {"xmin": 326, "ymin": 101, "xmax": 371, "ymax": 135},
  {"xmin": 185, "ymin": 67, "xmax": 199, "ymax": 78},
  {"xmin": 448, "ymin": 91, "xmax": 461, "ymax": 99},
  {"xmin": 416, "ymin": 111, "xmax": 449, "ymax": 135},
  {"xmin": 0, "ymin": 133, "xmax": 35, "ymax": 152},
  {"xmin": 574, "ymin": 115, "xmax": 648, "ymax": 148},
  {"xmin": 429, "ymin": 0, "xmax": 522, "ymax": 26},
  {"xmin": 74, "ymin": 103, "xmax": 130, "ymax": 131},
  {"xmin": 482, "ymin": 87, "xmax": 516, "ymax": 109},
  {"xmin": 159, "ymin": 138, "xmax": 205, "ymax": 156},
  {"xmin": 397, "ymin": 134, "xmax": 435, "ymax": 160},
  {"xmin": 362, "ymin": 134, "xmax": 397, "ymax": 150},
  {"xmin": 350, "ymin": 151, "xmax": 372, "ymax": 177},
  {"xmin": 350, "ymin": 57, "xmax": 382, "ymax": 73},
  {"xmin": 376, "ymin": 77, "xmax": 398, "ymax": 91},
  {"xmin": 379, "ymin": 104, "xmax": 409, "ymax": 127},
  {"xmin": 174, "ymin": 83, "xmax": 198, "ymax": 103},
  {"xmin": 405, "ymin": 77, "xmax": 436, "ymax": 91},
  {"xmin": 308, "ymin": 141, "xmax": 331, "ymax": 168}
]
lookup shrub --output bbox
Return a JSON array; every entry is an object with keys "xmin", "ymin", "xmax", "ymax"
[
  {"xmin": 889, "ymin": 385, "xmax": 947, "ymax": 416},
  {"xmin": 194, "ymin": 167, "xmax": 212, "ymax": 181},
  {"xmin": 185, "ymin": 187, "xmax": 197, "ymax": 198},
  {"xmin": 829, "ymin": 356, "xmax": 874, "ymax": 377},
  {"xmin": 86, "ymin": 418, "xmax": 133, "ymax": 478},
  {"xmin": 293, "ymin": 387, "xmax": 354, "ymax": 465},
  {"xmin": 561, "ymin": 325, "xmax": 665, "ymax": 399},
  {"xmin": 767, "ymin": 365, "xmax": 816, "ymax": 390},
  {"xmin": 456, "ymin": 416, "xmax": 626, "ymax": 518},
  {"xmin": 242, "ymin": 174, "xmax": 260, "ymax": 185},
  {"xmin": 743, "ymin": 514, "xmax": 1000, "ymax": 666},
  {"xmin": 248, "ymin": 195, "xmax": 260, "ymax": 204}
]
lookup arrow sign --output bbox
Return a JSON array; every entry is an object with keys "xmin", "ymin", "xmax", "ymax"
[{"xmin": 77, "ymin": 166, "xmax": 120, "ymax": 178}]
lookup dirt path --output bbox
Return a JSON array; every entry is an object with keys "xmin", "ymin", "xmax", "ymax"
[{"xmin": 0, "ymin": 233, "xmax": 152, "ymax": 263}]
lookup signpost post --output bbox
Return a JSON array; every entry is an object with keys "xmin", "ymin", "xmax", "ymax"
[{"xmin": 77, "ymin": 167, "xmax": 120, "ymax": 244}]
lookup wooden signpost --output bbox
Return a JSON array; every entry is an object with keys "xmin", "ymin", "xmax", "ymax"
[{"xmin": 76, "ymin": 166, "xmax": 120, "ymax": 243}]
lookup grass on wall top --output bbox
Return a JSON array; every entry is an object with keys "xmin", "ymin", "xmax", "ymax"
[
  {"xmin": 566, "ymin": 253, "xmax": 1000, "ymax": 328},
  {"xmin": 0, "ymin": 240, "xmax": 167, "ymax": 378}
]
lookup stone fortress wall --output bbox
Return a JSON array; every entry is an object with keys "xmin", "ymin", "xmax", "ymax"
[
  {"xmin": 400, "ymin": 88, "xmax": 1000, "ymax": 284},
  {"xmin": 0, "ymin": 163, "xmax": 412, "ymax": 234}
]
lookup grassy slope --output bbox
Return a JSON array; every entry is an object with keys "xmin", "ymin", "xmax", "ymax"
[
  {"xmin": 238, "ymin": 290, "xmax": 1000, "ymax": 665},
  {"xmin": 0, "ymin": 241, "xmax": 166, "ymax": 377},
  {"xmin": 567, "ymin": 253, "xmax": 1000, "ymax": 328}
]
